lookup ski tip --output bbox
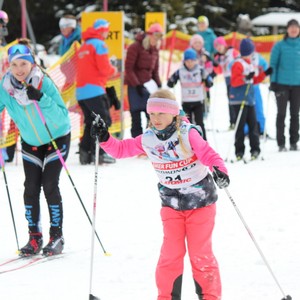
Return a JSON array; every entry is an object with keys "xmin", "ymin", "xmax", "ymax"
[{"xmin": 104, "ymin": 252, "xmax": 112, "ymax": 256}]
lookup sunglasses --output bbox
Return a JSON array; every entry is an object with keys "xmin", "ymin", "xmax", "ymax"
[{"xmin": 8, "ymin": 44, "xmax": 31, "ymax": 56}]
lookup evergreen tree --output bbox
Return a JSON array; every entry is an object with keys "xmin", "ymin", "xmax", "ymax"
[{"xmin": 0, "ymin": 0, "xmax": 297, "ymax": 49}]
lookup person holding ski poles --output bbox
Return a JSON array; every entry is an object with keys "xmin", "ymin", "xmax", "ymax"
[
  {"xmin": 0, "ymin": 44, "xmax": 71, "ymax": 256},
  {"xmin": 230, "ymin": 38, "xmax": 272, "ymax": 161},
  {"xmin": 91, "ymin": 88, "xmax": 230, "ymax": 300},
  {"xmin": 213, "ymin": 36, "xmax": 240, "ymax": 129}
]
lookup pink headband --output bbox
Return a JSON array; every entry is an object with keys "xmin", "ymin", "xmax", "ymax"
[{"xmin": 147, "ymin": 97, "xmax": 179, "ymax": 115}]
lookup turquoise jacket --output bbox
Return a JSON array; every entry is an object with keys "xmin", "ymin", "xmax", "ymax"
[
  {"xmin": 270, "ymin": 37, "xmax": 300, "ymax": 86},
  {"xmin": 59, "ymin": 26, "xmax": 81, "ymax": 56},
  {"xmin": 0, "ymin": 75, "xmax": 70, "ymax": 146},
  {"xmin": 197, "ymin": 28, "xmax": 217, "ymax": 56}
]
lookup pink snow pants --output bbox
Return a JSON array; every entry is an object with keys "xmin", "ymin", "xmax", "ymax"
[{"xmin": 156, "ymin": 204, "xmax": 221, "ymax": 300}]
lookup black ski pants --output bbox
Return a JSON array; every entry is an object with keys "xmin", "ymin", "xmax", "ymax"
[
  {"xmin": 21, "ymin": 133, "xmax": 70, "ymax": 235},
  {"xmin": 182, "ymin": 101, "xmax": 207, "ymax": 140},
  {"xmin": 274, "ymin": 85, "xmax": 300, "ymax": 147},
  {"xmin": 232, "ymin": 104, "xmax": 260, "ymax": 157},
  {"xmin": 78, "ymin": 94, "xmax": 111, "ymax": 155}
]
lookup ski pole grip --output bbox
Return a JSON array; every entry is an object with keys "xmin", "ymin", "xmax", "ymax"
[
  {"xmin": 91, "ymin": 111, "xmax": 101, "ymax": 125},
  {"xmin": 212, "ymin": 166, "xmax": 219, "ymax": 176}
]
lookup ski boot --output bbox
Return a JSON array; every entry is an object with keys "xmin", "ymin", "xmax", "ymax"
[
  {"xmin": 43, "ymin": 234, "xmax": 64, "ymax": 256},
  {"xmin": 79, "ymin": 148, "xmax": 91, "ymax": 165},
  {"xmin": 251, "ymin": 151, "xmax": 260, "ymax": 160},
  {"xmin": 19, "ymin": 232, "xmax": 43, "ymax": 256},
  {"xmin": 99, "ymin": 153, "xmax": 116, "ymax": 164},
  {"xmin": 279, "ymin": 145, "xmax": 287, "ymax": 152}
]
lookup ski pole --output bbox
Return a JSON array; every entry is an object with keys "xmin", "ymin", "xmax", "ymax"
[
  {"xmin": 212, "ymin": 167, "xmax": 292, "ymax": 300},
  {"xmin": 0, "ymin": 148, "xmax": 20, "ymax": 251},
  {"xmin": 22, "ymin": 82, "xmax": 109, "ymax": 255},
  {"xmin": 89, "ymin": 114, "xmax": 102, "ymax": 300}
]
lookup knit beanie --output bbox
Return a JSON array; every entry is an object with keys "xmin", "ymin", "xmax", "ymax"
[
  {"xmin": 239, "ymin": 38, "xmax": 255, "ymax": 56},
  {"xmin": 214, "ymin": 36, "xmax": 227, "ymax": 49},
  {"xmin": 93, "ymin": 19, "xmax": 109, "ymax": 31},
  {"xmin": 147, "ymin": 23, "xmax": 163, "ymax": 34},
  {"xmin": 198, "ymin": 16, "xmax": 209, "ymax": 26},
  {"xmin": 190, "ymin": 34, "xmax": 204, "ymax": 47},
  {"xmin": 183, "ymin": 48, "xmax": 197, "ymax": 61}
]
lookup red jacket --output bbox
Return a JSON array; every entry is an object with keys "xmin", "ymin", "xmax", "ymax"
[
  {"xmin": 76, "ymin": 27, "xmax": 115, "ymax": 100},
  {"xmin": 125, "ymin": 33, "xmax": 161, "ymax": 87},
  {"xmin": 231, "ymin": 57, "xmax": 265, "ymax": 87}
]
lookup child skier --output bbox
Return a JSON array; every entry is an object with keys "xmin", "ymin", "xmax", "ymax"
[
  {"xmin": 91, "ymin": 88, "xmax": 229, "ymax": 300},
  {"xmin": 167, "ymin": 48, "xmax": 213, "ymax": 140},
  {"xmin": 0, "ymin": 44, "xmax": 71, "ymax": 256},
  {"xmin": 230, "ymin": 38, "xmax": 272, "ymax": 160},
  {"xmin": 214, "ymin": 36, "xmax": 240, "ymax": 129}
]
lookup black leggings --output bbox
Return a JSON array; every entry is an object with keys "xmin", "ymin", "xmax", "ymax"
[
  {"xmin": 275, "ymin": 85, "xmax": 300, "ymax": 146},
  {"xmin": 232, "ymin": 105, "xmax": 260, "ymax": 156},
  {"xmin": 21, "ymin": 133, "xmax": 70, "ymax": 235}
]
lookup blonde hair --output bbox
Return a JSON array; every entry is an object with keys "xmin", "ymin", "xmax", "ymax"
[{"xmin": 148, "ymin": 89, "xmax": 189, "ymax": 156}]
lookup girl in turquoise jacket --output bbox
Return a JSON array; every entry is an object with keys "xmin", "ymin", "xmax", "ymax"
[{"xmin": 0, "ymin": 44, "xmax": 71, "ymax": 256}]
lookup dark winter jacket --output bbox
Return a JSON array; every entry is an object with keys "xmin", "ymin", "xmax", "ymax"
[
  {"xmin": 125, "ymin": 33, "xmax": 161, "ymax": 87},
  {"xmin": 270, "ymin": 37, "xmax": 300, "ymax": 86}
]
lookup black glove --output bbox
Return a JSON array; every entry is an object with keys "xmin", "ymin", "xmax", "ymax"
[
  {"xmin": 213, "ymin": 166, "xmax": 230, "ymax": 189},
  {"xmin": 210, "ymin": 70, "xmax": 217, "ymax": 79},
  {"xmin": 205, "ymin": 77, "xmax": 213, "ymax": 88},
  {"xmin": 269, "ymin": 82, "xmax": 278, "ymax": 92},
  {"xmin": 245, "ymin": 71, "xmax": 255, "ymax": 81},
  {"xmin": 212, "ymin": 60, "xmax": 219, "ymax": 67},
  {"xmin": 106, "ymin": 86, "xmax": 121, "ymax": 110},
  {"xmin": 90, "ymin": 114, "xmax": 110, "ymax": 142},
  {"xmin": 136, "ymin": 85, "xmax": 145, "ymax": 97},
  {"xmin": 26, "ymin": 85, "xmax": 43, "ymax": 101},
  {"xmin": 167, "ymin": 80, "xmax": 175, "ymax": 88},
  {"xmin": 264, "ymin": 67, "xmax": 273, "ymax": 76}
]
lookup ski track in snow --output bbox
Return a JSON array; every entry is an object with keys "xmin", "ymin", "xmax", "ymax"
[{"xmin": 0, "ymin": 81, "xmax": 299, "ymax": 300}]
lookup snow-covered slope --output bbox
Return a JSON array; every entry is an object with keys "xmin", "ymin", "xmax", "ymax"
[{"xmin": 0, "ymin": 80, "xmax": 299, "ymax": 300}]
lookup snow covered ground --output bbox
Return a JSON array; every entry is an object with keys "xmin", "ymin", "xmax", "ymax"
[{"xmin": 0, "ymin": 79, "xmax": 299, "ymax": 300}]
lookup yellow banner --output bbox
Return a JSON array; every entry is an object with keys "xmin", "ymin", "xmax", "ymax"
[
  {"xmin": 81, "ymin": 11, "xmax": 125, "ymax": 135},
  {"xmin": 145, "ymin": 12, "xmax": 166, "ymax": 33}
]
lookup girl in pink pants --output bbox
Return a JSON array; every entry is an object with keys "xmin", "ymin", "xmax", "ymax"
[{"xmin": 94, "ymin": 89, "xmax": 230, "ymax": 299}]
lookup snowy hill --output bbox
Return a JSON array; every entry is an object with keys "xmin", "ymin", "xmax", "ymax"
[{"xmin": 0, "ymin": 80, "xmax": 299, "ymax": 300}]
